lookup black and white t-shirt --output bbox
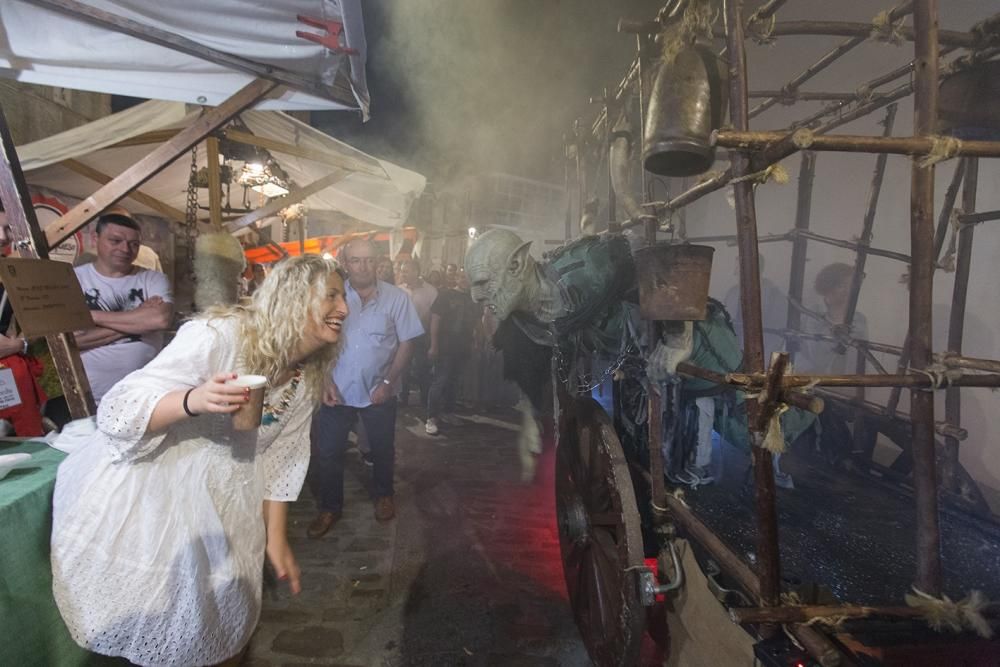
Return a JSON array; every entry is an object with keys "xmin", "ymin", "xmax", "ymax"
[{"xmin": 74, "ymin": 263, "xmax": 172, "ymax": 401}]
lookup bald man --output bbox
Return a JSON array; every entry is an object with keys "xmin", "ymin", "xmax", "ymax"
[{"xmin": 308, "ymin": 239, "xmax": 423, "ymax": 537}]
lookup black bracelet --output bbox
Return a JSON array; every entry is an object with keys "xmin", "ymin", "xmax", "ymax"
[{"xmin": 182, "ymin": 388, "xmax": 199, "ymax": 417}]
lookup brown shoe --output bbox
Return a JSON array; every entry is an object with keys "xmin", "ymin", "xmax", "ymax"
[
  {"xmin": 307, "ymin": 511, "xmax": 341, "ymax": 539},
  {"xmin": 374, "ymin": 496, "xmax": 395, "ymax": 522}
]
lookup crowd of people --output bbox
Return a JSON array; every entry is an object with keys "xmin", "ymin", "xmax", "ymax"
[
  {"xmin": 6, "ymin": 202, "xmax": 867, "ymax": 664},
  {"xmin": 1, "ymin": 204, "xmax": 485, "ymax": 664}
]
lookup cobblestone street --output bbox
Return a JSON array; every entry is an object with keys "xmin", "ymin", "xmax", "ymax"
[{"xmin": 244, "ymin": 406, "xmax": 590, "ymax": 666}]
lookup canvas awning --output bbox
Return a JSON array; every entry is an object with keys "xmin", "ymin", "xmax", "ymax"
[
  {"xmin": 0, "ymin": 0, "xmax": 369, "ymax": 114},
  {"xmin": 18, "ymin": 100, "xmax": 425, "ymax": 229}
]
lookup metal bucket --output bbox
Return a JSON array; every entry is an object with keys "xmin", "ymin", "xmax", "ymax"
[
  {"xmin": 642, "ymin": 42, "xmax": 728, "ymax": 177},
  {"xmin": 635, "ymin": 244, "xmax": 715, "ymax": 320}
]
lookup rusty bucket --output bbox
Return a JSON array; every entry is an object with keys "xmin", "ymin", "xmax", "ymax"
[
  {"xmin": 939, "ymin": 60, "xmax": 1000, "ymax": 139},
  {"xmin": 635, "ymin": 244, "xmax": 715, "ymax": 320}
]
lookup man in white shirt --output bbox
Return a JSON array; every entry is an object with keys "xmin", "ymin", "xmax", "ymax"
[
  {"xmin": 397, "ymin": 258, "xmax": 437, "ymax": 408},
  {"xmin": 74, "ymin": 211, "xmax": 173, "ymax": 402}
]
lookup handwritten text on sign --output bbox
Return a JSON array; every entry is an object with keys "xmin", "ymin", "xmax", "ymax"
[{"xmin": 0, "ymin": 258, "xmax": 94, "ymax": 337}]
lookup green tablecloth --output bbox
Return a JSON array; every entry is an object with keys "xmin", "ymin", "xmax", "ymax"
[{"xmin": 0, "ymin": 440, "xmax": 91, "ymax": 666}]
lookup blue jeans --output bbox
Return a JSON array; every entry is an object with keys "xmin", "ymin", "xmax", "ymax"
[{"xmin": 310, "ymin": 400, "xmax": 397, "ymax": 512}]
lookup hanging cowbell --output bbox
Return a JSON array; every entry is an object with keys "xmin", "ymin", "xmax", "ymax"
[{"xmin": 642, "ymin": 37, "xmax": 728, "ymax": 177}]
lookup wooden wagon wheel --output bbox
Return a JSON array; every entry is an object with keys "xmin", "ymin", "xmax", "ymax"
[{"xmin": 556, "ymin": 396, "xmax": 646, "ymax": 667}]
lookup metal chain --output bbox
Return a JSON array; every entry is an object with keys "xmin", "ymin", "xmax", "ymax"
[
  {"xmin": 554, "ymin": 338, "xmax": 638, "ymax": 395},
  {"xmin": 183, "ymin": 145, "xmax": 201, "ymax": 268}
]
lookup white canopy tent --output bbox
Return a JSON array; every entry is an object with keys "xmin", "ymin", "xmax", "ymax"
[
  {"xmin": 18, "ymin": 100, "xmax": 425, "ymax": 230},
  {"xmin": 0, "ymin": 0, "xmax": 369, "ymax": 114}
]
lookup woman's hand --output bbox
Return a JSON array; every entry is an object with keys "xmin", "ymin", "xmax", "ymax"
[
  {"xmin": 266, "ymin": 538, "xmax": 301, "ymax": 595},
  {"xmin": 188, "ymin": 373, "xmax": 249, "ymax": 414}
]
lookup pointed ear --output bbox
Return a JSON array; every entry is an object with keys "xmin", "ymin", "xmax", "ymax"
[{"xmin": 507, "ymin": 241, "xmax": 533, "ymax": 276}]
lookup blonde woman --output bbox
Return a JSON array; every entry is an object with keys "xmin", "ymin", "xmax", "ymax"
[{"xmin": 51, "ymin": 254, "xmax": 347, "ymax": 666}]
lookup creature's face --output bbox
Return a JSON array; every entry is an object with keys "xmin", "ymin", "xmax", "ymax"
[{"xmin": 465, "ymin": 229, "xmax": 534, "ymax": 321}]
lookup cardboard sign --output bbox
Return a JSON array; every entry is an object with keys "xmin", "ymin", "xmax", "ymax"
[
  {"xmin": 0, "ymin": 258, "xmax": 94, "ymax": 337},
  {"xmin": 0, "ymin": 367, "xmax": 21, "ymax": 410}
]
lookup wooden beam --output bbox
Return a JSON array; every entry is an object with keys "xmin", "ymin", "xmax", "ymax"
[
  {"xmin": 0, "ymin": 106, "xmax": 95, "ymax": 418},
  {"xmin": 110, "ymin": 129, "xmax": 182, "ymax": 149},
  {"xmin": 713, "ymin": 130, "xmax": 1000, "ymax": 159},
  {"xmin": 206, "ymin": 137, "xmax": 223, "ymax": 229},
  {"xmin": 222, "ymin": 129, "xmax": 387, "ymax": 179},
  {"xmin": 226, "ymin": 170, "xmax": 347, "ymax": 233},
  {"xmin": 20, "ymin": 0, "xmax": 355, "ymax": 107},
  {"xmin": 45, "ymin": 78, "xmax": 277, "ymax": 249},
  {"xmin": 60, "ymin": 159, "xmax": 187, "ymax": 223}
]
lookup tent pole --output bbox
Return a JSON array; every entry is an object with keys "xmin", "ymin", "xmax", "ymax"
[
  {"xmin": 725, "ymin": 0, "xmax": 781, "ymax": 611},
  {"xmin": 46, "ymin": 78, "xmax": 278, "ymax": 249},
  {"xmin": 0, "ymin": 107, "xmax": 95, "ymax": 418},
  {"xmin": 943, "ymin": 158, "xmax": 978, "ymax": 493},
  {"xmin": 206, "ymin": 137, "xmax": 223, "ymax": 230},
  {"xmin": 844, "ymin": 104, "xmax": 899, "ymax": 330},
  {"xmin": 784, "ymin": 151, "xmax": 816, "ymax": 365},
  {"xmin": 909, "ymin": 0, "xmax": 943, "ymax": 596}
]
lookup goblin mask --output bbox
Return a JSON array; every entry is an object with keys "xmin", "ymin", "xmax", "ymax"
[{"xmin": 465, "ymin": 229, "xmax": 536, "ymax": 321}]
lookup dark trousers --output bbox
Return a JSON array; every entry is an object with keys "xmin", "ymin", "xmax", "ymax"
[
  {"xmin": 310, "ymin": 400, "xmax": 397, "ymax": 512},
  {"xmin": 400, "ymin": 335, "xmax": 431, "ymax": 407},
  {"xmin": 427, "ymin": 350, "xmax": 469, "ymax": 419}
]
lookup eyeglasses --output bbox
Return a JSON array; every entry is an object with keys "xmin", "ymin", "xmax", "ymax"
[{"xmin": 347, "ymin": 257, "xmax": 376, "ymax": 266}]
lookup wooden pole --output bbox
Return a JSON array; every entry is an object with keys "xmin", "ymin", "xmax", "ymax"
[
  {"xmin": 0, "ymin": 107, "xmax": 95, "ymax": 418},
  {"xmin": 723, "ymin": 371, "xmax": 1000, "ymax": 390},
  {"xmin": 943, "ymin": 157, "xmax": 978, "ymax": 492},
  {"xmin": 909, "ymin": 0, "xmax": 943, "ymax": 596},
  {"xmin": 676, "ymin": 361, "xmax": 824, "ymax": 414},
  {"xmin": 957, "ymin": 209, "xmax": 1000, "ymax": 225},
  {"xmin": 725, "ymin": 0, "xmax": 781, "ymax": 611},
  {"xmin": 814, "ymin": 388, "xmax": 967, "ymax": 441},
  {"xmin": 712, "ymin": 130, "xmax": 1000, "ymax": 159},
  {"xmin": 713, "ymin": 19, "xmax": 980, "ymax": 47},
  {"xmin": 750, "ymin": 36, "xmax": 866, "ymax": 119},
  {"xmin": 932, "ymin": 160, "xmax": 967, "ymax": 261},
  {"xmin": 45, "ymin": 78, "xmax": 277, "ymax": 248},
  {"xmin": 730, "ymin": 603, "xmax": 1000, "ymax": 625},
  {"xmin": 794, "ymin": 229, "xmax": 912, "ymax": 265},
  {"xmin": 844, "ymin": 104, "xmax": 898, "ymax": 331},
  {"xmin": 205, "ymin": 136, "xmax": 223, "ymax": 229},
  {"xmin": 785, "ymin": 151, "xmax": 816, "ymax": 364},
  {"xmin": 20, "ymin": 0, "xmax": 354, "ymax": 107}
]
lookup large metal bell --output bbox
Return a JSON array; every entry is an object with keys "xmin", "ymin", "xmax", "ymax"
[{"xmin": 642, "ymin": 42, "xmax": 728, "ymax": 177}]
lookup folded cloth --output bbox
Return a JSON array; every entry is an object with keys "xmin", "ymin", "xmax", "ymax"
[{"xmin": 46, "ymin": 417, "xmax": 97, "ymax": 453}]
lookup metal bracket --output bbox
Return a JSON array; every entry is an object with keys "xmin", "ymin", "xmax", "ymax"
[
  {"xmin": 296, "ymin": 15, "xmax": 359, "ymax": 55},
  {"xmin": 705, "ymin": 558, "xmax": 752, "ymax": 607},
  {"xmin": 638, "ymin": 540, "xmax": 685, "ymax": 606}
]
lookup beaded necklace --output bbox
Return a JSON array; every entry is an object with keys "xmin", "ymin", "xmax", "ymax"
[{"xmin": 262, "ymin": 367, "xmax": 302, "ymax": 426}]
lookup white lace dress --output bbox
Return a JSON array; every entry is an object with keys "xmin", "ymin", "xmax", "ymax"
[{"xmin": 51, "ymin": 318, "xmax": 314, "ymax": 666}]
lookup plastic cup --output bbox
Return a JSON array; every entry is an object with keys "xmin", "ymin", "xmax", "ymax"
[{"xmin": 231, "ymin": 375, "xmax": 267, "ymax": 431}]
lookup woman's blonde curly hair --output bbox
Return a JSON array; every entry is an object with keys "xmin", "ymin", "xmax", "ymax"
[{"xmin": 200, "ymin": 254, "xmax": 343, "ymax": 399}]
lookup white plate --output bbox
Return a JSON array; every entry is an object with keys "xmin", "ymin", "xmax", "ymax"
[{"xmin": 0, "ymin": 452, "xmax": 34, "ymax": 480}]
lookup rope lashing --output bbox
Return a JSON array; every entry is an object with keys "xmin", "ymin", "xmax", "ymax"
[
  {"xmin": 919, "ymin": 135, "xmax": 963, "ymax": 168},
  {"xmin": 746, "ymin": 13, "xmax": 777, "ymax": 46},
  {"xmin": 908, "ymin": 362, "xmax": 964, "ymax": 390},
  {"xmin": 905, "ymin": 588, "xmax": 994, "ymax": 639},
  {"xmin": 870, "ymin": 9, "xmax": 905, "ymax": 45},
  {"xmin": 761, "ymin": 402, "xmax": 790, "ymax": 454},
  {"xmin": 730, "ymin": 163, "xmax": 790, "ymax": 186},
  {"xmin": 791, "ymin": 128, "xmax": 815, "ymax": 149}
]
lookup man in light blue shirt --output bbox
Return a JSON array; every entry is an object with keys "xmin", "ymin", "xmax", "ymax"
[{"xmin": 309, "ymin": 239, "xmax": 423, "ymax": 537}]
